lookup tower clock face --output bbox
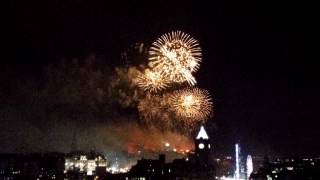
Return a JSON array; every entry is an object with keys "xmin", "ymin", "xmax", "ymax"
[{"xmin": 198, "ymin": 143, "xmax": 205, "ymax": 149}]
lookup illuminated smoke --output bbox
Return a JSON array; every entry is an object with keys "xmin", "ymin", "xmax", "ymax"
[
  {"xmin": 0, "ymin": 55, "xmax": 195, "ymax": 168},
  {"xmin": 1, "ymin": 28, "xmax": 213, "ymax": 167}
]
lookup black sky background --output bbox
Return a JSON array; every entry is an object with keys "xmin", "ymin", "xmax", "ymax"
[{"xmin": 4, "ymin": 0, "xmax": 318, "ymax": 156}]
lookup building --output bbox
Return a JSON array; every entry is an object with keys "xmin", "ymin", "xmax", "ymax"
[
  {"xmin": 195, "ymin": 126, "xmax": 211, "ymax": 167},
  {"xmin": 0, "ymin": 151, "xmax": 108, "ymax": 180},
  {"xmin": 250, "ymin": 157, "xmax": 320, "ymax": 180},
  {"xmin": 0, "ymin": 153, "xmax": 65, "ymax": 180},
  {"xmin": 64, "ymin": 150, "xmax": 107, "ymax": 179},
  {"xmin": 113, "ymin": 125, "xmax": 216, "ymax": 180}
]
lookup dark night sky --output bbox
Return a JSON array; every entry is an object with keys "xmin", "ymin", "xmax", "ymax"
[{"xmin": 4, "ymin": 0, "xmax": 318, "ymax": 156}]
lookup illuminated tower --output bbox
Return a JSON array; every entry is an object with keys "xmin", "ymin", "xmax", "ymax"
[
  {"xmin": 235, "ymin": 144, "xmax": 240, "ymax": 180},
  {"xmin": 194, "ymin": 126, "xmax": 211, "ymax": 166},
  {"xmin": 246, "ymin": 155, "xmax": 253, "ymax": 180}
]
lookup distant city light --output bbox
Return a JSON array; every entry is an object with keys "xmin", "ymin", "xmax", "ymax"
[
  {"xmin": 220, "ymin": 176, "xmax": 245, "ymax": 180},
  {"xmin": 106, "ymin": 166, "xmax": 130, "ymax": 174},
  {"xmin": 287, "ymin": 167, "xmax": 294, "ymax": 171},
  {"xmin": 198, "ymin": 143, "xmax": 205, "ymax": 149},
  {"xmin": 246, "ymin": 155, "xmax": 253, "ymax": 179},
  {"xmin": 234, "ymin": 144, "xmax": 240, "ymax": 180},
  {"xmin": 64, "ymin": 152, "xmax": 107, "ymax": 175}
]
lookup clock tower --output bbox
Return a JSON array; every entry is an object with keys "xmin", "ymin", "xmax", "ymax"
[{"xmin": 194, "ymin": 125, "xmax": 211, "ymax": 166}]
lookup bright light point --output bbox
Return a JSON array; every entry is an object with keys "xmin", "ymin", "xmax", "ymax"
[
  {"xmin": 287, "ymin": 167, "xmax": 294, "ymax": 171},
  {"xmin": 235, "ymin": 144, "xmax": 240, "ymax": 180},
  {"xmin": 247, "ymin": 155, "xmax": 253, "ymax": 179},
  {"xmin": 196, "ymin": 126, "xmax": 209, "ymax": 139},
  {"xmin": 165, "ymin": 142, "xmax": 170, "ymax": 147},
  {"xmin": 106, "ymin": 166, "xmax": 130, "ymax": 174},
  {"xmin": 198, "ymin": 143, "xmax": 205, "ymax": 149},
  {"xmin": 183, "ymin": 95, "xmax": 194, "ymax": 106}
]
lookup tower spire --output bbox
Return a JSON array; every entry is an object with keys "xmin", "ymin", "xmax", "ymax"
[{"xmin": 196, "ymin": 125, "xmax": 209, "ymax": 140}]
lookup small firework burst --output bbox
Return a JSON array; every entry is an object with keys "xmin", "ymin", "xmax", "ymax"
[
  {"xmin": 169, "ymin": 88, "xmax": 213, "ymax": 123},
  {"xmin": 137, "ymin": 94, "xmax": 172, "ymax": 127},
  {"xmin": 149, "ymin": 31, "xmax": 202, "ymax": 85},
  {"xmin": 137, "ymin": 94, "xmax": 161, "ymax": 120},
  {"xmin": 135, "ymin": 69, "xmax": 170, "ymax": 93}
]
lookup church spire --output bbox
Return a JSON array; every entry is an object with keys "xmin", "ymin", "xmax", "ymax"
[{"xmin": 196, "ymin": 125, "xmax": 209, "ymax": 140}]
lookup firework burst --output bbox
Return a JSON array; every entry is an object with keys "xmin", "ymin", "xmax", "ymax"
[
  {"xmin": 137, "ymin": 94, "xmax": 162, "ymax": 120},
  {"xmin": 169, "ymin": 88, "xmax": 213, "ymax": 123},
  {"xmin": 149, "ymin": 31, "xmax": 202, "ymax": 85},
  {"xmin": 135, "ymin": 69, "xmax": 170, "ymax": 93},
  {"xmin": 137, "ymin": 94, "xmax": 173, "ymax": 128}
]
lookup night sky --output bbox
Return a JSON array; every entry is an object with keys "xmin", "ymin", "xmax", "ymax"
[{"xmin": 3, "ymin": 0, "xmax": 318, "ymax": 156}]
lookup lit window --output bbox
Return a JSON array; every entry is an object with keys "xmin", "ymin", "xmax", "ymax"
[
  {"xmin": 198, "ymin": 143, "xmax": 205, "ymax": 149},
  {"xmin": 287, "ymin": 167, "xmax": 294, "ymax": 171}
]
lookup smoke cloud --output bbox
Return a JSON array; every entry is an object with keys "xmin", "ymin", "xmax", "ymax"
[{"xmin": 0, "ymin": 54, "xmax": 194, "ymax": 167}]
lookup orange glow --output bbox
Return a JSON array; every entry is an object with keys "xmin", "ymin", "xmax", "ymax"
[{"xmin": 114, "ymin": 126, "xmax": 194, "ymax": 154}]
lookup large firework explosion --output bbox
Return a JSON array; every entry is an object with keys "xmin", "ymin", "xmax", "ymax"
[
  {"xmin": 169, "ymin": 88, "xmax": 213, "ymax": 123},
  {"xmin": 131, "ymin": 31, "xmax": 213, "ymax": 132},
  {"xmin": 148, "ymin": 30, "xmax": 202, "ymax": 85}
]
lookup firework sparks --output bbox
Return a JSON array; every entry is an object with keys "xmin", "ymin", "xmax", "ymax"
[
  {"xmin": 169, "ymin": 88, "xmax": 213, "ymax": 123},
  {"xmin": 149, "ymin": 31, "xmax": 202, "ymax": 85},
  {"xmin": 137, "ymin": 94, "xmax": 172, "ymax": 125},
  {"xmin": 137, "ymin": 94, "xmax": 161, "ymax": 120},
  {"xmin": 135, "ymin": 69, "xmax": 170, "ymax": 93}
]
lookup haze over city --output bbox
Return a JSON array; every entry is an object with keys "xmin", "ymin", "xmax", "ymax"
[{"xmin": 1, "ymin": 0, "xmax": 318, "ymax": 180}]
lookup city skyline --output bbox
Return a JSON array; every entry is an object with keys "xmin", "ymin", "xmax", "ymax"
[{"xmin": 2, "ymin": 0, "xmax": 317, "ymax": 159}]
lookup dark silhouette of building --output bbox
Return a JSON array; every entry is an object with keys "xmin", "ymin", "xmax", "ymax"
[
  {"xmin": 250, "ymin": 157, "xmax": 320, "ymax": 180},
  {"xmin": 0, "ymin": 153, "xmax": 65, "ymax": 180},
  {"xmin": 0, "ymin": 150, "xmax": 108, "ymax": 180},
  {"xmin": 1, "ymin": 126, "xmax": 217, "ymax": 180},
  {"xmin": 110, "ymin": 126, "xmax": 216, "ymax": 180},
  {"xmin": 194, "ymin": 126, "xmax": 211, "ymax": 167}
]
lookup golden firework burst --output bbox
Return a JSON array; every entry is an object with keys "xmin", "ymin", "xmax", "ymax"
[
  {"xmin": 169, "ymin": 88, "xmax": 213, "ymax": 122},
  {"xmin": 135, "ymin": 69, "xmax": 170, "ymax": 93},
  {"xmin": 149, "ymin": 31, "xmax": 202, "ymax": 85}
]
